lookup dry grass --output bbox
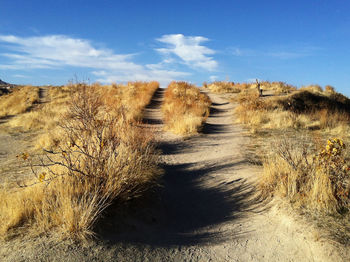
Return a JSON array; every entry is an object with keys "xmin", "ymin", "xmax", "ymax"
[
  {"xmin": 262, "ymin": 81, "xmax": 297, "ymax": 95},
  {"xmin": 7, "ymin": 85, "xmax": 71, "ymax": 131},
  {"xmin": 260, "ymin": 135, "xmax": 350, "ymax": 244},
  {"xmin": 204, "ymin": 80, "xmax": 297, "ymax": 95},
  {"xmin": 261, "ymin": 136, "xmax": 350, "ymax": 213},
  {"xmin": 0, "ymin": 83, "xmax": 161, "ymax": 241},
  {"xmin": 7, "ymin": 81, "xmax": 159, "ymax": 130},
  {"xmin": 233, "ymin": 86, "xmax": 350, "ymax": 137},
  {"xmin": 230, "ymin": 82, "xmax": 350, "ymax": 242},
  {"xmin": 204, "ymin": 81, "xmax": 241, "ymax": 94},
  {"xmin": 0, "ymin": 86, "xmax": 39, "ymax": 118},
  {"xmin": 96, "ymin": 81, "xmax": 159, "ymax": 121},
  {"xmin": 5, "ymin": 81, "xmax": 159, "ymax": 149},
  {"xmin": 299, "ymin": 84, "xmax": 323, "ymax": 93},
  {"xmin": 325, "ymin": 85, "xmax": 336, "ymax": 94},
  {"xmin": 162, "ymin": 81, "xmax": 211, "ymax": 135}
]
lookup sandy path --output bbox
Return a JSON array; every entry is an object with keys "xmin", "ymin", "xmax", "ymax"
[
  {"xmin": 0, "ymin": 86, "xmax": 49, "ymax": 184},
  {"xmin": 0, "ymin": 88, "xmax": 344, "ymax": 261},
  {"xmin": 104, "ymin": 89, "xmax": 341, "ymax": 261}
]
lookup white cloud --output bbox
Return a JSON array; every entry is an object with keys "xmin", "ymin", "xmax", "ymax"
[
  {"xmin": 92, "ymin": 68, "xmax": 190, "ymax": 86},
  {"xmin": 209, "ymin": 75, "xmax": 218, "ymax": 82},
  {"xmin": 156, "ymin": 34, "xmax": 218, "ymax": 71},
  {"xmin": 0, "ymin": 34, "xmax": 190, "ymax": 87},
  {"xmin": 0, "ymin": 35, "xmax": 142, "ymax": 70}
]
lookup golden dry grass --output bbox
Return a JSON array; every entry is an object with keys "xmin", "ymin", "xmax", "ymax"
[
  {"xmin": 0, "ymin": 82, "xmax": 161, "ymax": 241},
  {"xmin": 7, "ymin": 81, "xmax": 159, "ymax": 130},
  {"xmin": 0, "ymin": 86, "xmax": 39, "ymax": 118},
  {"xmin": 205, "ymin": 81, "xmax": 241, "ymax": 94},
  {"xmin": 7, "ymin": 85, "xmax": 70, "ymax": 131},
  {"xmin": 299, "ymin": 84, "xmax": 323, "ymax": 93},
  {"xmin": 204, "ymin": 80, "xmax": 297, "ymax": 95},
  {"xmin": 99, "ymin": 81, "xmax": 159, "ymax": 121},
  {"xmin": 233, "ymin": 86, "xmax": 350, "ymax": 137},
  {"xmin": 231, "ymin": 82, "xmax": 350, "ymax": 218},
  {"xmin": 162, "ymin": 81, "xmax": 211, "ymax": 135},
  {"xmin": 5, "ymin": 81, "xmax": 159, "ymax": 149},
  {"xmin": 261, "ymin": 81, "xmax": 297, "ymax": 94},
  {"xmin": 260, "ymin": 137, "xmax": 350, "ymax": 214}
]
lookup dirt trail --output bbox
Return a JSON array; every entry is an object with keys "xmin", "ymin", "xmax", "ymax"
[
  {"xmin": 0, "ymin": 88, "xmax": 344, "ymax": 261},
  {"xmin": 105, "ymin": 88, "xmax": 341, "ymax": 261},
  {"xmin": 38, "ymin": 86, "xmax": 49, "ymax": 104},
  {"xmin": 0, "ymin": 86, "xmax": 50, "ymax": 184}
]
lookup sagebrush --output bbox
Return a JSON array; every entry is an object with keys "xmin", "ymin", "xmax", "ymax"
[{"xmin": 0, "ymin": 83, "xmax": 161, "ymax": 240}]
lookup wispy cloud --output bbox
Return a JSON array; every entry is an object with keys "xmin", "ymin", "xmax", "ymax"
[
  {"xmin": 229, "ymin": 45, "xmax": 319, "ymax": 59},
  {"xmin": 156, "ymin": 34, "xmax": 218, "ymax": 71},
  {"xmin": 266, "ymin": 51, "xmax": 310, "ymax": 59},
  {"xmin": 12, "ymin": 74, "xmax": 28, "ymax": 78},
  {"xmin": 229, "ymin": 47, "xmax": 256, "ymax": 57},
  {"xmin": 209, "ymin": 75, "xmax": 218, "ymax": 82},
  {"xmin": 0, "ymin": 34, "xmax": 189, "ymax": 86}
]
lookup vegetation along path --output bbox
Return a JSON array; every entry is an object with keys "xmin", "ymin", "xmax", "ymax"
[
  {"xmin": 1, "ymin": 88, "xmax": 344, "ymax": 262},
  {"xmin": 103, "ymin": 89, "xmax": 343, "ymax": 261}
]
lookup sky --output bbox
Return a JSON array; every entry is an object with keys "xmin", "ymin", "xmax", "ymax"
[{"xmin": 0, "ymin": 0, "xmax": 349, "ymax": 96}]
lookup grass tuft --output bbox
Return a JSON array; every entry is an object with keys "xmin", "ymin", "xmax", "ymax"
[{"xmin": 162, "ymin": 81, "xmax": 211, "ymax": 135}]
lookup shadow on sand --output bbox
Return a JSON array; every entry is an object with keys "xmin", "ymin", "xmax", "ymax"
[
  {"xmin": 98, "ymin": 157, "xmax": 263, "ymax": 246},
  {"xmin": 0, "ymin": 115, "xmax": 15, "ymax": 124},
  {"xmin": 202, "ymin": 123, "xmax": 232, "ymax": 134},
  {"xmin": 98, "ymin": 143, "xmax": 264, "ymax": 247},
  {"xmin": 96, "ymin": 91, "xmax": 265, "ymax": 247},
  {"xmin": 142, "ymin": 88, "xmax": 164, "ymax": 125}
]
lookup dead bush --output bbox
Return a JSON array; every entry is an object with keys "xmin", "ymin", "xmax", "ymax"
[
  {"xmin": 0, "ymin": 84, "xmax": 161, "ymax": 240},
  {"xmin": 261, "ymin": 136, "xmax": 350, "ymax": 213}
]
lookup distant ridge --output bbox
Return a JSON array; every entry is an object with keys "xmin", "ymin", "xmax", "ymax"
[
  {"xmin": 0, "ymin": 79, "xmax": 9, "ymax": 85},
  {"xmin": 0, "ymin": 79, "xmax": 13, "ymax": 95}
]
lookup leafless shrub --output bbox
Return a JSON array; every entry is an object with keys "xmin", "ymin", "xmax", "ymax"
[
  {"xmin": 0, "ymin": 84, "xmax": 161, "ymax": 240},
  {"xmin": 261, "ymin": 136, "xmax": 350, "ymax": 213}
]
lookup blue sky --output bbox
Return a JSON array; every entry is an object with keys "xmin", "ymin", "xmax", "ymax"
[{"xmin": 0, "ymin": 0, "xmax": 349, "ymax": 96}]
